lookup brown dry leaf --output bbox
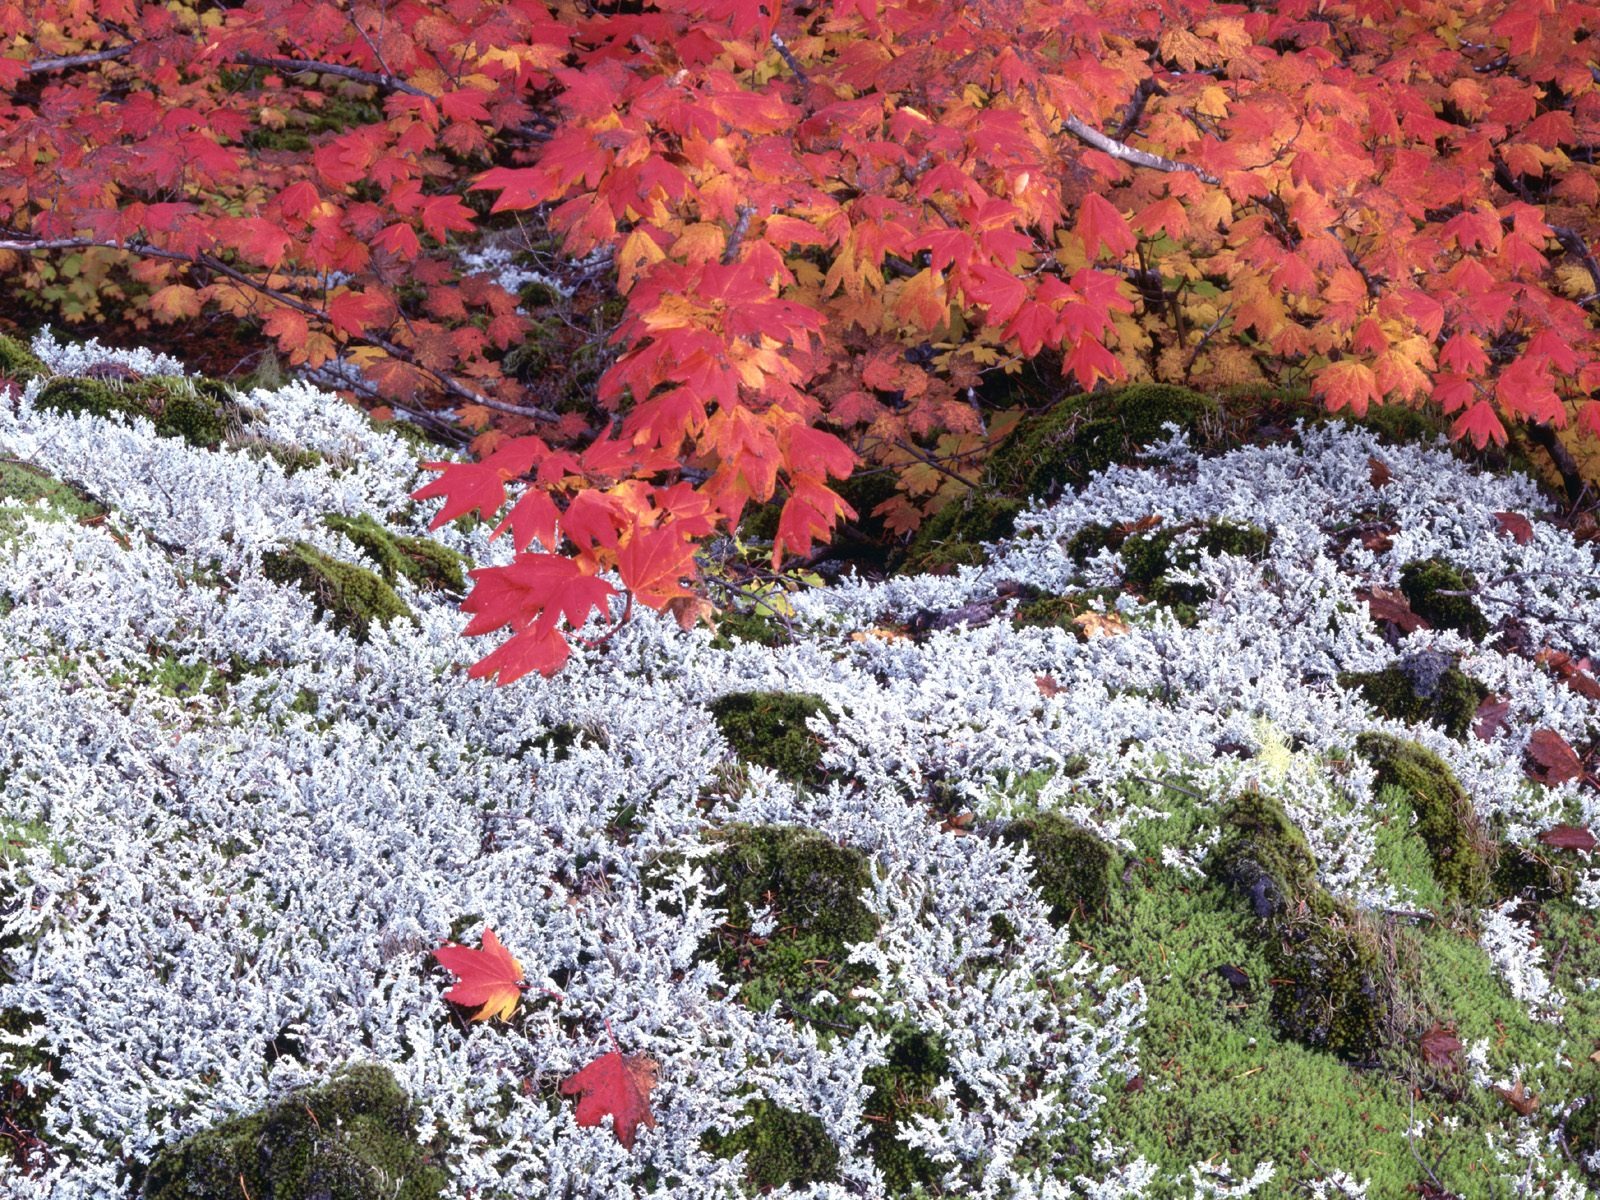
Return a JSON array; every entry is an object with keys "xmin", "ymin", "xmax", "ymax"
[
  {"xmin": 1536, "ymin": 824, "xmax": 1597, "ymax": 853},
  {"xmin": 1524, "ymin": 729, "xmax": 1584, "ymax": 785},
  {"xmin": 1035, "ymin": 674, "xmax": 1063, "ymax": 698},
  {"xmin": 1358, "ymin": 587, "xmax": 1430, "ymax": 633},
  {"xmin": 1473, "ymin": 695, "xmax": 1511, "ymax": 742},
  {"xmin": 1116, "ymin": 514, "xmax": 1165, "ymax": 537},
  {"xmin": 1073, "ymin": 611, "xmax": 1130, "ymax": 639},
  {"xmin": 1534, "ymin": 648, "xmax": 1600, "ymax": 701},
  {"xmin": 1419, "ymin": 1025, "xmax": 1463, "ymax": 1068},
  {"xmin": 850, "ymin": 627, "xmax": 910, "ymax": 643},
  {"xmin": 1360, "ymin": 529, "xmax": 1394, "ymax": 552},
  {"xmin": 1492, "ymin": 511, "xmax": 1535, "ymax": 545},
  {"xmin": 1496, "ymin": 1079, "xmax": 1539, "ymax": 1116},
  {"xmin": 1368, "ymin": 455, "xmax": 1392, "ymax": 488},
  {"xmin": 669, "ymin": 596, "xmax": 716, "ymax": 631}
]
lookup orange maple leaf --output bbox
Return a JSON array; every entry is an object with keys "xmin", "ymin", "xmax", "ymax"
[{"xmin": 433, "ymin": 928, "xmax": 526, "ymax": 1022}]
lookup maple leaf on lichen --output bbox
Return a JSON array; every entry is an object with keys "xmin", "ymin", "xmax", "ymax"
[
  {"xmin": 560, "ymin": 1048, "xmax": 659, "ymax": 1149},
  {"xmin": 433, "ymin": 929, "xmax": 526, "ymax": 1022}
]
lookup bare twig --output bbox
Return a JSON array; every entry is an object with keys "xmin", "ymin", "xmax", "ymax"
[
  {"xmin": 233, "ymin": 54, "xmax": 434, "ymax": 99},
  {"xmin": 769, "ymin": 34, "xmax": 810, "ymax": 86},
  {"xmin": 1062, "ymin": 115, "xmax": 1220, "ymax": 185}
]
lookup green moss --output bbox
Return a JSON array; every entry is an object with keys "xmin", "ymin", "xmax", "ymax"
[
  {"xmin": 143, "ymin": 1064, "xmax": 446, "ymax": 1200},
  {"xmin": 987, "ymin": 383, "xmax": 1219, "ymax": 502},
  {"xmin": 1492, "ymin": 842, "xmax": 1575, "ymax": 901},
  {"xmin": 1355, "ymin": 734, "xmax": 1492, "ymax": 904},
  {"xmin": 35, "ymin": 375, "xmax": 241, "ymax": 449},
  {"xmin": 703, "ymin": 1101, "xmax": 840, "ymax": 1190},
  {"xmin": 863, "ymin": 1023, "xmax": 949, "ymax": 1195},
  {"xmin": 1212, "ymin": 792, "xmax": 1396, "ymax": 1057},
  {"xmin": 0, "ymin": 334, "xmax": 47, "ymax": 382},
  {"xmin": 263, "ymin": 542, "xmax": 414, "ymax": 639},
  {"xmin": 709, "ymin": 607, "xmax": 791, "ymax": 650},
  {"xmin": 322, "ymin": 513, "xmax": 467, "ymax": 592},
  {"xmin": 1118, "ymin": 520, "xmax": 1273, "ymax": 623},
  {"xmin": 1011, "ymin": 589, "xmax": 1121, "ymax": 631},
  {"xmin": 699, "ymin": 824, "xmax": 879, "ymax": 1027},
  {"xmin": 0, "ymin": 461, "xmax": 105, "ymax": 546},
  {"xmin": 708, "ymin": 691, "xmax": 828, "ymax": 779},
  {"xmin": 901, "ymin": 494, "xmax": 1022, "ymax": 572},
  {"xmin": 1001, "ymin": 812, "xmax": 1121, "ymax": 923},
  {"xmin": 1338, "ymin": 664, "xmax": 1487, "ymax": 740},
  {"xmin": 1398, "ymin": 557, "xmax": 1490, "ymax": 642}
]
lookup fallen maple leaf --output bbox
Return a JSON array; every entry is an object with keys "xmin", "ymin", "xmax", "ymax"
[
  {"xmin": 1472, "ymin": 695, "xmax": 1511, "ymax": 743},
  {"xmin": 1073, "ymin": 610, "xmax": 1129, "ymax": 639},
  {"xmin": 1497, "ymin": 1079, "xmax": 1539, "ymax": 1116},
  {"xmin": 561, "ymin": 1045, "xmax": 659, "ymax": 1149},
  {"xmin": 1492, "ymin": 511, "xmax": 1535, "ymax": 545},
  {"xmin": 1534, "ymin": 648, "xmax": 1600, "ymax": 701},
  {"xmin": 1419, "ymin": 1025, "xmax": 1463, "ymax": 1068},
  {"xmin": 1035, "ymin": 673, "xmax": 1062, "ymax": 698},
  {"xmin": 1368, "ymin": 455, "xmax": 1392, "ymax": 488},
  {"xmin": 434, "ymin": 929, "xmax": 526, "ymax": 1022},
  {"xmin": 1537, "ymin": 825, "xmax": 1597, "ymax": 853},
  {"xmin": 1524, "ymin": 729, "xmax": 1584, "ymax": 785},
  {"xmin": 1358, "ymin": 586, "xmax": 1429, "ymax": 633}
]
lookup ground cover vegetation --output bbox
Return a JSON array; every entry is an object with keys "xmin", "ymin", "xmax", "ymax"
[
  {"xmin": 3, "ymin": 0, "xmax": 1600, "ymax": 677},
  {"xmin": 0, "ymin": 331, "xmax": 1597, "ymax": 1198}
]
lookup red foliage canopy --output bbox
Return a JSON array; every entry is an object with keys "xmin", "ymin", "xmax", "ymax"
[{"xmin": 3, "ymin": 0, "xmax": 1599, "ymax": 676}]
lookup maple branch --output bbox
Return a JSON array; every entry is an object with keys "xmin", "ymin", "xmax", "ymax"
[
  {"xmin": 1114, "ymin": 77, "xmax": 1167, "ymax": 142},
  {"xmin": 722, "ymin": 205, "xmax": 755, "ymax": 265},
  {"xmin": 233, "ymin": 54, "xmax": 435, "ymax": 99},
  {"xmin": 769, "ymin": 34, "xmax": 810, "ymax": 86},
  {"xmin": 24, "ymin": 45, "xmax": 134, "ymax": 75},
  {"xmin": 1061, "ymin": 115, "xmax": 1219, "ymax": 185},
  {"xmin": 891, "ymin": 438, "xmax": 982, "ymax": 490},
  {"xmin": 0, "ymin": 234, "xmax": 561, "ymax": 423}
]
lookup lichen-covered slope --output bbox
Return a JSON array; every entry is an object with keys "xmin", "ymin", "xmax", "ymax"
[{"xmin": 0, "ymin": 332, "xmax": 1597, "ymax": 1199}]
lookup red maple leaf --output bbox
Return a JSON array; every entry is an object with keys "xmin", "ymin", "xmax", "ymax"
[
  {"xmin": 1419, "ymin": 1025, "xmax": 1463, "ymax": 1068},
  {"xmin": 1492, "ymin": 511, "xmax": 1535, "ymax": 545},
  {"xmin": 433, "ymin": 929, "xmax": 526, "ymax": 1022},
  {"xmin": 560, "ymin": 1045, "xmax": 659, "ymax": 1149}
]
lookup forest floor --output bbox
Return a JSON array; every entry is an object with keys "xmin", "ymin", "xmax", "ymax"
[{"xmin": 0, "ymin": 329, "xmax": 1598, "ymax": 1199}]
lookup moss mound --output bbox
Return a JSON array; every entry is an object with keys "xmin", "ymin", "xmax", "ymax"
[
  {"xmin": 1355, "ymin": 733, "xmax": 1492, "ymax": 904},
  {"xmin": 707, "ymin": 691, "xmax": 828, "ymax": 779},
  {"xmin": 1001, "ymin": 811, "xmax": 1121, "ymax": 923},
  {"xmin": 700, "ymin": 824, "xmax": 879, "ymax": 1026},
  {"xmin": 1338, "ymin": 656, "xmax": 1487, "ymax": 740},
  {"xmin": 35, "ymin": 375, "xmax": 242, "ymax": 449},
  {"xmin": 0, "ymin": 461, "xmax": 105, "ymax": 547},
  {"xmin": 988, "ymin": 383, "xmax": 1219, "ymax": 502},
  {"xmin": 322, "ymin": 513, "xmax": 467, "ymax": 592},
  {"xmin": 1212, "ymin": 792, "xmax": 1397, "ymax": 1058},
  {"xmin": 1398, "ymin": 557, "xmax": 1490, "ymax": 642},
  {"xmin": 704, "ymin": 1101, "xmax": 841, "ymax": 1190},
  {"xmin": 1117, "ymin": 520, "xmax": 1273, "ymax": 623},
  {"xmin": 263, "ymin": 542, "xmax": 414, "ymax": 639},
  {"xmin": 143, "ymin": 1064, "xmax": 446, "ymax": 1200},
  {"xmin": 0, "ymin": 334, "xmax": 47, "ymax": 382},
  {"xmin": 708, "ymin": 607, "xmax": 791, "ymax": 650}
]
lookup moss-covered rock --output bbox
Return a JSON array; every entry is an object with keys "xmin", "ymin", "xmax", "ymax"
[
  {"xmin": 901, "ymin": 494, "xmax": 1023, "ymax": 573},
  {"xmin": 704, "ymin": 1101, "xmax": 841, "ymax": 1190},
  {"xmin": 263, "ymin": 542, "xmax": 414, "ymax": 639},
  {"xmin": 1355, "ymin": 734, "xmax": 1492, "ymax": 904},
  {"xmin": 1398, "ymin": 558, "xmax": 1490, "ymax": 642},
  {"xmin": 1212, "ymin": 792, "xmax": 1396, "ymax": 1058},
  {"xmin": 1001, "ymin": 812, "xmax": 1121, "ymax": 923},
  {"xmin": 863, "ymin": 1023, "xmax": 949, "ymax": 1195},
  {"xmin": 143, "ymin": 1064, "xmax": 446, "ymax": 1200},
  {"xmin": 35, "ymin": 375, "xmax": 242, "ymax": 449},
  {"xmin": 700, "ymin": 824, "xmax": 879, "ymax": 1026},
  {"xmin": 321, "ymin": 513, "xmax": 467, "ymax": 592},
  {"xmin": 0, "ymin": 334, "xmax": 47, "ymax": 382},
  {"xmin": 708, "ymin": 691, "xmax": 828, "ymax": 779},
  {"xmin": 987, "ymin": 383, "xmax": 1219, "ymax": 502},
  {"xmin": 1339, "ymin": 658, "xmax": 1487, "ymax": 740}
]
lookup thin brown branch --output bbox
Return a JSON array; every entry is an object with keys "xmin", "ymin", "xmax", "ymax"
[
  {"xmin": 233, "ymin": 54, "xmax": 434, "ymax": 99},
  {"xmin": 769, "ymin": 34, "xmax": 810, "ymax": 86},
  {"xmin": 891, "ymin": 438, "xmax": 982, "ymax": 490},
  {"xmin": 24, "ymin": 45, "xmax": 134, "ymax": 75}
]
